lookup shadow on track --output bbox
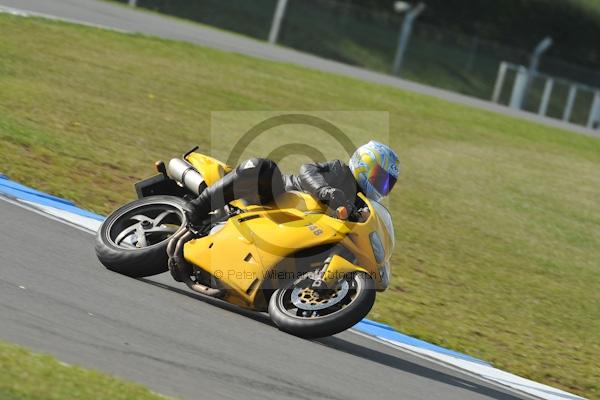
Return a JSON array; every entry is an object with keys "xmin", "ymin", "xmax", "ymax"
[
  {"xmin": 139, "ymin": 277, "xmax": 526, "ymax": 400},
  {"xmin": 317, "ymin": 336, "xmax": 526, "ymax": 400},
  {"xmin": 137, "ymin": 277, "xmax": 274, "ymax": 326}
]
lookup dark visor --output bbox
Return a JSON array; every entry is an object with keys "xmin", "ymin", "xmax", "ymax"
[{"xmin": 368, "ymin": 164, "xmax": 397, "ymax": 197}]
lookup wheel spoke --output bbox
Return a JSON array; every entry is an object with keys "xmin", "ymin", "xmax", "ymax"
[
  {"xmin": 130, "ymin": 214, "xmax": 154, "ymax": 223},
  {"xmin": 144, "ymin": 225, "xmax": 178, "ymax": 235},
  {"xmin": 114, "ymin": 224, "xmax": 138, "ymax": 245},
  {"xmin": 135, "ymin": 226, "xmax": 148, "ymax": 247},
  {"xmin": 109, "ymin": 203, "xmax": 183, "ymax": 249},
  {"xmin": 152, "ymin": 210, "xmax": 176, "ymax": 226},
  {"xmin": 119, "ymin": 239, "xmax": 137, "ymax": 249}
]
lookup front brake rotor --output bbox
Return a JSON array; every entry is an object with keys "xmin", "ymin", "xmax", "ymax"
[{"xmin": 290, "ymin": 280, "xmax": 350, "ymax": 311}]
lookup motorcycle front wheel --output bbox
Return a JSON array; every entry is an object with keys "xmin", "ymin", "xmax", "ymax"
[
  {"xmin": 268, "ymin": 272, "xmax": 375, "ymax": 338},
  {"xmin": 95, "ymin": 195, "xmax": 188, "ymax": 277}
]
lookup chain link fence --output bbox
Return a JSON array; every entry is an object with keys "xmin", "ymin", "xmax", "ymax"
[{"xmin": 113, "ymin": 0, "xmax": 600, "ymax": 117}]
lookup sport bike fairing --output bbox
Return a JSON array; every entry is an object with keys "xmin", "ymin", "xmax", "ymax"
[{"xmin": 183, "ymin": 190, "xmax": 394, "ymax": 308}]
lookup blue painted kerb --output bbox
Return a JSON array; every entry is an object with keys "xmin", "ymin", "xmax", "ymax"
[
  {"xmin": 0, "ymin": 174, "xmax": 104, "ymax": 221},
  {"xmin": 355, "ymin": 319, "xmax": 489, "ymax": 365},
  {"xmin": 0, "ymin": 174, "xmax": 489, "ymax": 366}
]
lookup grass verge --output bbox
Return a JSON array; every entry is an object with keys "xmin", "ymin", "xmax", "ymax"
[
  {"xmin": 0, "ymin": 341, "xmax": 169, "ymax": 400},
  {"xmin": 0, "ymin": 14, "xmax": 598, "ymax": 398}
]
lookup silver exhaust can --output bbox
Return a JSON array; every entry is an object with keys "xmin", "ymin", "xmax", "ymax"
[{"xmin": 167, "ymin": 158, "xmax": 205, "ymax": 195}]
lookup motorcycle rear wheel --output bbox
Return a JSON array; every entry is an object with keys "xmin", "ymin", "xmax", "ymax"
[
  {"xmin": 95, "ymin": 195, "xmax": 187, "ymax": 277},
  {"xmin": 268, "ymin": 272, "xmax": 375, "ymax": 338}
]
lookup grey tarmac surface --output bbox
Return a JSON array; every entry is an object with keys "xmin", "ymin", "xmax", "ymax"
[
  {"xmin": 0, "ymin": 197, "xmax": 532, "ymax": 400},
  {"xmin": 1, "ymin": 0, "xmax": 599, "ymax": 138}
]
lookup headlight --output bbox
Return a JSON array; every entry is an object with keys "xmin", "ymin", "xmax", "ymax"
[{"xmin": 369, "ymin": 231, "xmax": 385, "ymax": 264}]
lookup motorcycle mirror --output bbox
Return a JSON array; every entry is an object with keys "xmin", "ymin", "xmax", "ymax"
[{"xmin": 155, "ymin": 160, "xmax": 167, "ymax": 176}]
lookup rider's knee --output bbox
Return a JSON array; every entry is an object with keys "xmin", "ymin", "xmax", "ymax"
[
  {"xmin": 236, "ymin": 158, "xmax": 283, "ymax": 203},
  {"xmin": 238, "ymin": 158, "xmax": 278, "ymax": 177}
]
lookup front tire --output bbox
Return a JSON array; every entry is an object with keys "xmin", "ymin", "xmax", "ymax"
[
  {"xmin": 268, "ymin": 272, "xmax": 375, "ymax": 338},
  {"xmin": 95, "ymin": 195, "xmax": 188, "ymax": 277}
]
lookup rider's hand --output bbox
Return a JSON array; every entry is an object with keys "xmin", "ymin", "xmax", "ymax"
[
  {"xmin": 319, "ymin": 187, "xmax": 347, "ymax": 210},
  {"xmin": 318, "ymin": 187, "xmax": 359, "ymax": 220}
]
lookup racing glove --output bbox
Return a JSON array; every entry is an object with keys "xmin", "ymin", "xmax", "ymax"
[{"xmin": 318, "ymin": 187, "xmax": 356, "ymax": 219}]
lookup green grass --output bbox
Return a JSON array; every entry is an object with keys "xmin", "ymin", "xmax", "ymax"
[
  {"xmin": 0, "ymin": 341, "xmax": 169, "ymax": 399},
  {"xmin": 109, "ymin": 0, "xmax": 502, "ymax": 99},
  {"xmin": 573, "ymin": 0, "xmax": 600, "ymax": 13},
  {"xmin": 0, "ymin": 14, "xmax": 599, "ymax": 398},
  {"xmin": 107, "ymin": 0, "xmax": 599, "ymax": 108}
]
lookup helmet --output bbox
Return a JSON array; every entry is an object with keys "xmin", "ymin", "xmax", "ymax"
[{"xmin": 349, "ymin": 141, "xmax": 399, "ymax": 201}]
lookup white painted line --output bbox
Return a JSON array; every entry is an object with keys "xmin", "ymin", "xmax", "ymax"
[
  {"xmin": 21, "ymin": 200, "xmax": 103, "ymax": 232},
  {"xmin": 0, "ymin": 195, "xmax": 97, "ymax": 235},
  {"xmin": 349, "ymin": 329, "xmax": 544, "ymax": 400},
  {"xmin": 374, "ymin": 332, "xmax": 582, "ymax": 400}
]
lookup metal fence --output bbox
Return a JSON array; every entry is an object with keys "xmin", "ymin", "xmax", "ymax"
[
  {"xmin": 116, "ymin": 0, "xmax": 600, "ymax": 110},
  {"xmin": 492, "ymin": 62, "xmax": 600, "ymax": 129}
]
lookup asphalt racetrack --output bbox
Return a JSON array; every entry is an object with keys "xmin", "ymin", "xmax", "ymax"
[
  {"xmin": 0, "ymin": 0, "xmax": 597, "ymax": 138},
  {"xmin": 0, "ymin": 197, "xmax": 535, "ymax": 400}
]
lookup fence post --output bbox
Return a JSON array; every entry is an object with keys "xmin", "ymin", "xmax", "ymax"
[
  {"xmin": 491, "ymin": 62, "xmax": 508, "ymax": 103},
  {"xmin": 392, "ymin": 2, "xmax": 426, "ymax": 76},
  {"xmin": 268, "ymin": 0, "xmax": 289, "ymax": 44},
  {"xmin": 522, "ymin": 36, "xmax": 552, "ymax": 109},
  {"xmin": 562, "ymin": 85, "xmax": 578, "ymax": 122},
  {"xmin": 509, "ymin": 66, "xmax": 528, "ymax": 109},
  {"xmin": 538, "ymin": 78, "xmax": 554, "ymax": 116},
  {"xmin": 587, "ymin": 91, "xmax": 600, "ymax": 129}
]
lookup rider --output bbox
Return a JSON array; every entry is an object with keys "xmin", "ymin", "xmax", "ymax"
[{"xmin": 187, "ymin": 141, "xmax": 400, "ymax": 225}]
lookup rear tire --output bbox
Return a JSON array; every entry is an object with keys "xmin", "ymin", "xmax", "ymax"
[
  {"xmin": 95, "ymin": 195, "xmax": 188, "ymax": 277},
  {"xmin": 268, "ymin": 272, "xmax": 375, "ymax": 338}
]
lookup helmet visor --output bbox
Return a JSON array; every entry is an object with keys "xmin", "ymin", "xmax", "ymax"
[{"xmin": 368, "ymin": 164, "xmax": 397, "ymax": 197}]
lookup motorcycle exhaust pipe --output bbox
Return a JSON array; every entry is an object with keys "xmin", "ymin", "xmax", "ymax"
[
  {"xmin": 167, "ymin": 158, "xmax": 206, "ymax": 195},
  {"xmin": 167, "ymin": 227, "xmax": 187, "ymax": 262},
  {"xmin": 172, "ymin": 231, "xmax": 225, "ymax": 298}
]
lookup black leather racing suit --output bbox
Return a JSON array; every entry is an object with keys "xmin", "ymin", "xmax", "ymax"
[{"xmin": 188, "ymin": 158, "xmax": 359, "ymax": 224}]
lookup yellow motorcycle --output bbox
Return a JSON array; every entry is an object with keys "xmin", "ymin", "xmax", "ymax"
[{"xmin": 95, "ymin": 148, "xmax": 395, "ymax": 338}]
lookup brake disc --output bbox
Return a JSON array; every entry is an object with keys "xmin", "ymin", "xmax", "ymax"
[{"xmin": 291, "ymin": 280, "xmax": 350, "ymax": 311}]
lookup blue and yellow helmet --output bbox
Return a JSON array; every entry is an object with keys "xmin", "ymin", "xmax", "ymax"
[{"xmin": 349, "ymin": 141, "xmax": 400, "ymax": 201}]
